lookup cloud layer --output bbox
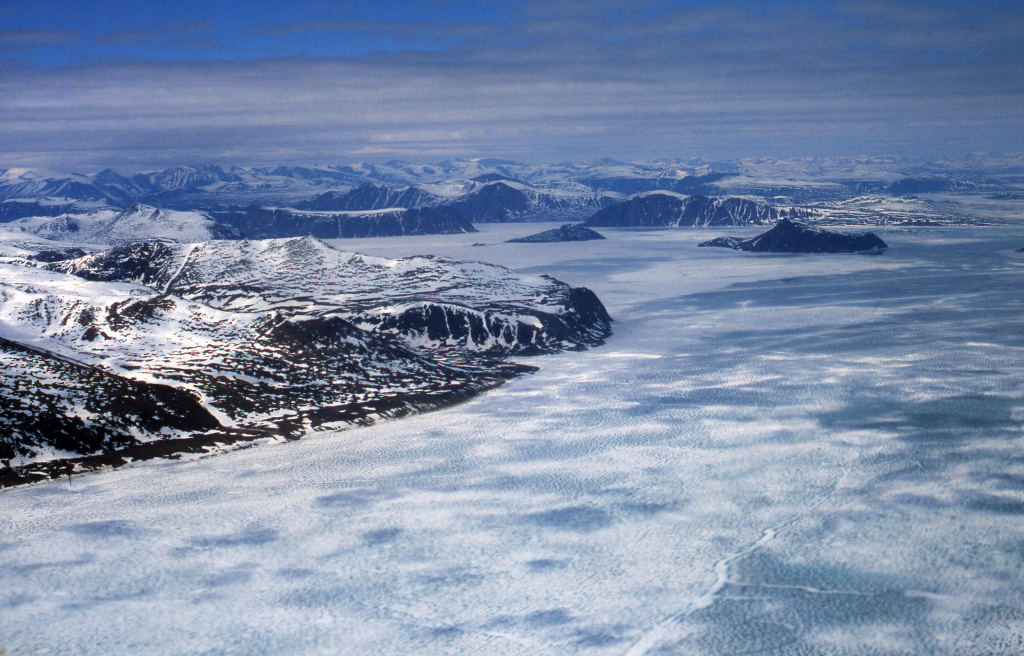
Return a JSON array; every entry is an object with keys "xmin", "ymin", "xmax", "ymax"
[{"xmin": 2, "ymin": 0, "xmax": 1021, "ymax": 169}]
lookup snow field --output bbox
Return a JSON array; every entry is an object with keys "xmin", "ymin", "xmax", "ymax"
[{"xmin": 2, "ymin": 224, "xmax": 1023, "ymax": 655}]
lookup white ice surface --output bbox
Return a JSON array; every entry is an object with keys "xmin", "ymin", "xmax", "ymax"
[{"xmin": 2, "ymin": 224, "xmax": 1024, "ymax": 655}]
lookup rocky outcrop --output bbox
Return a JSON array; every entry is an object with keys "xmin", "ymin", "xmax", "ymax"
[
  {"xmin": 507, "ymin": 223, "xmax": 606, "ymax": 243},
  {"xmin": 294, "ymin": 183, "xmax": 442, "ymax": 212},
  {"xmin": 0, "ymin": 259, "xmax": 536, "ymax": 476},
  {"xmin": 443, "ymin": 181, "xmax": 615, "ymax": 223},
  {"xmin": 698, "ymin": 218, "xmax": 889, "ymax": 253},
  {"xmin": 210, "ymin": 205, "xmax": 474, "ymax": 239},
  {"xmin": 47, "ymin": 237, "xmax": 613, "ymax": 357},
  {"xmin": 584, "ymin": 192, "xmax": 778, "ymax": 227}
]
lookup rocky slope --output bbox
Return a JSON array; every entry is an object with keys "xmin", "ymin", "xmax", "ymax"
[
  {"xmin": 210, "ymin": 205, "xmax": 474, "ymax": 239},
  {"xmin": 4, "ymin": 203, "xmax": 239, "ymax": 245},
  {"xmin": 698, "ymin": 218, "xmax": 889, "ymax": 253},
  {"xmin": 507, "ymin": 223, "xmax": 606, "ymax": 243},
  {"xmin": 48, "ymin": 236, "xmax": 612, "ymax": 356},
  {"xmin": 0, "ymin": 255, "xmax": 547, "ymax": 477},
  {"xmin": 584, "ymin": 192, "xmax": 779, "ymax": 227},
  {"xmin": 442, "ymin": 181, "xmax": 618, "ymax": 223},
  {"xmin": 294, "ymin": 183, "xmax": 444, "ymax": 212}
]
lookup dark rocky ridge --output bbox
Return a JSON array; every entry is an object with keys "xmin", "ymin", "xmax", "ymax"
[
  {"xmin": 210, "ymin": 205, "xmax": 474, "ymax": 239},
  {"xmin": 886, "ymin": 176, "xmax": 995, "ymax": 195},
  {"xmin": 442, "ymin": 181, "xmax": 615, "ymax": 223},
  {"xmin": 294, "ymin": 183, "xmax": 442, "ymax": 212},
  {"xmin": 26, "ymin": 247, "xmax": 89, "ymax": 262},
  {"xmin": 0, "ymin": 258, "xmax": 541, "ymax": 482},
  {"xmin": 358, "ymin": 287, "xmax": 613, "ymax": 356},
  {"xmin": 584, "ymin": 193, "xmax": 779, "ymax": 227},
  {"xmin": 0, "ymin": 335, "xmax": 220, "ymax": 466},
  {"xmin": 507, "ymin": 223, "xmax": 606, "ymax": 243},
  {"xmin": 47, "ymin": 237, "xmax": 613, "ymax": 357},
  {"xmin": 698, "ymin": 218, "xmax": 889, "ymax": 253},
  {"xmin": 0, "ymin": 200, "xmax": 81, "ymax": 223}
]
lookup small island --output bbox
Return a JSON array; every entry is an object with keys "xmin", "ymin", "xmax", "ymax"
[
  {"xmin": 699, "ymin": 218, "xmax": 888, "ymax": 254},
  {"xmin": 507, "ymin": 223, "xmax": 606, "ymax": 243}
]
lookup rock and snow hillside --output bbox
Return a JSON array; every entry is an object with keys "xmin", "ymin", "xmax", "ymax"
[
  {"xmin": 0, "ymin": 236, "xmax": 612, "ymax": 478},
  {"xmin": 699, "ymin": 218, "xmax": 889, "ymax": 253},
  {"xmin": 2, "ymin": 203, "xmax": 239, "ymax": 246},
  {"xmin": 584, "ymin": 191, "xmax": 780, "ymax": 227},
  {"xmin": 507, "ymin": 223, "xmax": 606, "ymax": 243},
  {"xmin": 440, "ymin": 180, "xmax": 619, "ymax": 223},
  {"xmin": 294, "ymin": 183, "xmax": 446, "ymax": 211},
  {"xmin": 0, "ymin": 260, "xmax": 533, "ymax": 474},
  {"xmin": 47, "ymin": 236, "xmax": 612, "ymax": 356},
  {"xmin": 210, "ymin": 205, "xmax": 474, "ymax": 239},
  {"xmin": 796, "ymin": 196, "xmax": 970, "ymax": 226},
  {"xmin": 3, "ymin": 156, "xmax": 1021, "ymax": 233}
]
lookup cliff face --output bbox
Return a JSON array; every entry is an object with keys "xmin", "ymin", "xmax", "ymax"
[
  {"xmin": 699, "ymin": 218, "xmax": 889, "ymax": 253},
  {"xmin": 210, "ymin": 205, "xmax": 474, "ymax": 239},
  {"xmin": 507, "ymin": 224, "xmax": 606, "ymax": 243},
  {"xmin": 584, "ymin": 192, "xmax": 778, "ymax": 228}
]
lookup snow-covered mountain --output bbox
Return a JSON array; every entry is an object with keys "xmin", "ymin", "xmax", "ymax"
[
  {"xmin": 1, "ymin": 156, "xmax": 1020, "ymax": 235},
  {"xmin": 698, "ymin": 218, "xmax": 889, "ymax": 253},
  {"xmin": 210, "ymin": 205, "xmax": 474, "ymax": 239},
  {"xmin": 440, "ymin": 180, "xmax": 620, "ymax": 223},
  {"xmin": 0, "ymin": 260, "xmax": 535, "ymax": 471},
  {"xmin": 797, "ymin": 196, "xmax": 970, "ymax": 226},
  {"xmin": 584, "ymin": 191, "xmax": 780, "ymax": 227},
  {"xmin": 47, "ymin": 236, "xmax": 612, "ymax": 356},
  {"xmin": 2, "ymin": 203, "xmax": 239, "ymax": 246},
  {"xmin": 1, "ymin": 235, "xmax": 612, "ymax": 474}
]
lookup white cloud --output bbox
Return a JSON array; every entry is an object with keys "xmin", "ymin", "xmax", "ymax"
[{"xmin": 1, "ymin": 0, "xmax": 1021, "ymax": 168}]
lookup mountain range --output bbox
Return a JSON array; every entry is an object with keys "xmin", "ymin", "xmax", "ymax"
[
  {"xmin": 0, "ymin": 236, "xmax": 612, "ymax": 481},
  {"xmin": 2, "ymin": 154, "xmax": 1020, "ymax": 232}
]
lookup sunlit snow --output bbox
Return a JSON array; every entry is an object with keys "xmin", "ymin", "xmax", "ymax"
[{"xmin": 1, "ymin": 223, "xmax": 1023, "ymax": 655}]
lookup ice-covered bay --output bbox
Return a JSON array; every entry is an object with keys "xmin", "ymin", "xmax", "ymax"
[{"xmin": 2, "ymin": 225, "xmax": 1024, "ymax": 655}]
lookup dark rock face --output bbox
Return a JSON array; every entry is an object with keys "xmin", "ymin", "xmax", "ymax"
[
  {"xmin": 26, "ymin": 248, "xmax": 89, "ymax": 263},
  {"xmin": 584, "ymin": 193, "xmax": 778, "ymax": 227},
  {"xmin": 92, "ymin": 169, "xmax": 154, "ymax": 205},
  {"xmin": 294, "ymin": 183, "xmax": 441, "ymax": 212},
  {"xmin": 698, "ymin": 218, "xmax": 889, "ymax": 253},
  {"xmin": 49, "ymin": 237, "xmax": 613, "ymax": 358},
  {"xmin": 887, "ymin": 177, "xmax": 991, "ymax": 195},
  {"xmin": 210, "ymin": 205, "xmax": 475, "ymax": 239},
  {"xmin": 697, "ymin": 236, "xmax": 745, "ymax": 249},
  {"xmin": 0, "ymin": 200, "xmax": 80, "ymax": 223},
  {"xmin": 0, "ymin": 335, "xmax": 220, "ymax": 465},
  {"xmin": 445, "ymin": 182, "xmax": 531, "ymax": 222},
  {"xmin": 52, "ymin": 241, "xmax": 182, "ymax": 286},
  {"xmin": 507, "ymin": 224, "xmax": 606, "ymax": 243},
  {"xmin": 442, "ymin": 181, "xmax": 614, "ymax": 223}
]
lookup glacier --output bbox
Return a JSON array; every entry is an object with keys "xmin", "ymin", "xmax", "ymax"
[{"xmin": 1, "ymin": 223, "xmax": 1022, "ymax": 655}]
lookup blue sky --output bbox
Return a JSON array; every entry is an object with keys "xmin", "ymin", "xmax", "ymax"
[{"xmin": 1, "ymin": 0, "xmax": 1022, "ymax": 169}]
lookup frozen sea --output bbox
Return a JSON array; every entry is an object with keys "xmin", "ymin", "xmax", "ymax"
[{"xmin": 2, "ymin": 224, "xmax": 1024, "ymax": 655}]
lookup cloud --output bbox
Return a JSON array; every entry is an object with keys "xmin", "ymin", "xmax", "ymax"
[
  {"xmin": 96, "ymin": 29, "xmax": 161, "ymax": 47},
  {"xmin": 250, "ymin": 19, "xmax": 432, "ymax": 38},
  {"xmin": 0, "ymin": 28, "xmax": 77, "ymax": 49},
  {"xmin": 1, "ymin": 0, "xmax": 1021, "ymax": 168},
  {"xmin": 94, "ymin": 20, "xmax": 218, "ymax": 50}
]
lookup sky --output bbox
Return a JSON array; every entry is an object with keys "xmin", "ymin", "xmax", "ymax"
[{"xmin": 1, "ymin": 0, "xmax": 1022, "ymax": 170}]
